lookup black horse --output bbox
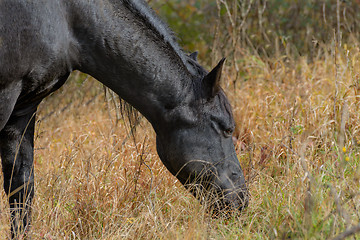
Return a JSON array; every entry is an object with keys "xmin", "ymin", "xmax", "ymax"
[{"xmin": 0, "ymin": 0, "xmax": 248, "ymax": 237}]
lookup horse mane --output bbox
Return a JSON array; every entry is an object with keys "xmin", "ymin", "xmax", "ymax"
[
  {"xmin": 122, "ymin": 0, "xmax": 204, "ymax": 76},
  {"xmin": 109, "ymin": 0, "xmax": 208, "ymax": 133}
]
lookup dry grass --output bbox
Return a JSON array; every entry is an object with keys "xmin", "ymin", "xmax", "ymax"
[
  {"xmin": 1, "ymin": 43, "xmax": 359, "ymax": 239},
  {"xmin": 1, "ymin": 3, "xmax": 360, "ymax": 239}
]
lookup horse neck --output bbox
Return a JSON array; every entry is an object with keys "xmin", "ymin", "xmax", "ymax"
[{"xmin": 67, "ymin": 0, "xmax": 197, "ymax": 127}]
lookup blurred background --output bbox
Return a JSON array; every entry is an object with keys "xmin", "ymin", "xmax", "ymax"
[{"xmin": 150, "ymin": 0, "xmax": 360, "ymax": 59}]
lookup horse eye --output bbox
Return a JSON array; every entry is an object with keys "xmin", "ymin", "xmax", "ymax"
[{"xmin": 223, "ymin": 128, "xmax": 233, "ymax": 137}]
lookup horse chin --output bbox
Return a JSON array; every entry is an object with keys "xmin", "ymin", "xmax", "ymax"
[
  {"xmin": 185, "ymin": 183, "xmax": 249, "ymax": 218},
  {"xmin": 208, "ymin": 190, "xmax": 249, "ymax": 218}
]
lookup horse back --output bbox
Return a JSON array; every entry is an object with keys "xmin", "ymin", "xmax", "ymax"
[{"xmin": 0, "ymin": 0, "xmax": 75, "ymax": 85}]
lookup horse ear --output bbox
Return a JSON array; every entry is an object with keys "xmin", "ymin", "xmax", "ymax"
[
  {"xmin": 189, "ymin": 51, "xmax": 198, "ymax": 61},
  {"xmin": 202, "ymin": 58, "xmax": 226, "ymax": 98}
]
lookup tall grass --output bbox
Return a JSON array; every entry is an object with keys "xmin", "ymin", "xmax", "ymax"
[{"xmin": 1, "ymin": 0, "xmax": 360, "ymax": 239}]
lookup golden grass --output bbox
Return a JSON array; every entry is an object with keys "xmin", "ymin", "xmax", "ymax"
[{"xmin": 1, "ymin": 43, "xmax": 360, "ymax": 239}]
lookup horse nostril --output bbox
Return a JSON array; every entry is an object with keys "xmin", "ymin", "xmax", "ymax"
[{"xmin": 231, "ymin": 172, "xmax": 240, "ymax": 179}]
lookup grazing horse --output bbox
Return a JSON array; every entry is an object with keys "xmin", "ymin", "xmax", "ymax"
[{"xmin": 0, "ymin": 0, "xmax": 248, "ymax": 237}]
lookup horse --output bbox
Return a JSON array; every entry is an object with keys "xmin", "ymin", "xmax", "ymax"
[{"xmin": 0, "ymin": 0, "xmax": 248, "ymax": 237}]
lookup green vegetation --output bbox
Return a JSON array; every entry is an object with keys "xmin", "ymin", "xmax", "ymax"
[
  {"xmin": 153, "ymin": 0, "xmax": 360, "ymax": 59},
  {"xmin": 1, "ymin": 0, "xmax": 359, "ymax": 239}
]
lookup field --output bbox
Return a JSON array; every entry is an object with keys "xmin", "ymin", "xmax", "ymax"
[{"xmin": 1, "ymin": 0, "xmax": 360, "ymax": 239}]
